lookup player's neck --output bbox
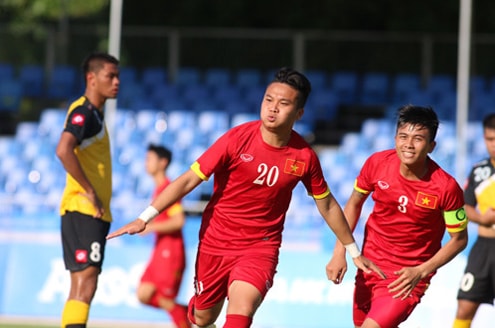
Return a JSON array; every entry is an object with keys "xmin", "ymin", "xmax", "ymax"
[
  {"xmin": 400, "ymin": 160, "xmax": 429, "ymax": 181},
  {"xmin": 84, "ymin": 90, "xmax": 106, "ymax": 111},
  {"xmin": 153, "ymin": 173, "xmax": 166, "ymax": 186},
  {"xmin": 260, "ymin": 125, "xmax": 291, "ymax": 147}
]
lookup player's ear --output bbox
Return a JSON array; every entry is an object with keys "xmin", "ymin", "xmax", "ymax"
[{"xmin": 428, "ymin": 140, "xmax": 436, "ymax": 153}]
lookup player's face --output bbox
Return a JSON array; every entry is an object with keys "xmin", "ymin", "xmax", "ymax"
[
  {"xmin": 260, "ymin": 82, "xmax": 303, "ymax": 131},
  {"xmin": 483, "ymin": 127, "xmax": 495, "ymax": 160},
  {"xmin": 89, "ymin": 63, "xmax": 120, "ymax": 99},
  {"xmin": 145, "ymin": 151, "xmax": 161, "ymax": 175},
  {"xmin": 395, "ymin": 123, "xmax": 435, "ymax": 166}
]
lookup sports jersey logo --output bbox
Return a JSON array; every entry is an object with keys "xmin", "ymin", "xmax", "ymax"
[
  {"xmin": 284, "ymin": 159, "xmax": 305, "ymax": 176},
  {"xmin": 240, "ymin": 153, "xmax": 254, "ymax": 162},
  {"xmin": 377, "ymin": 181, "xmax": 389, "ymax": 189},
  {"xmin": 75, "ymin": 249, "xmax": 88, "ymax": 263},
  {"xmin": 71, "ymin": 113, "xmax": 85, "ymax": 126},
  {"xmin": 415, "ymin": 191, "xmax": 438, "ymax": 209}
]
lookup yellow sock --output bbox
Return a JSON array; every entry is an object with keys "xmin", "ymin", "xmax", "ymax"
[
  {"xmin": 452, "ymin": 318, "xmax": 472, "ymax": 328},
  {"xmin": 61, "ymin": 299, "xmax": 89, "ymax": 328}
]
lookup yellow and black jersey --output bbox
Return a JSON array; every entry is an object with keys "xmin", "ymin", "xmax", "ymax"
[
  {"xmin": 59, "ymin": 96, "xmax": 113, "ymax": 222},
  {"xmin": 465, "ymin": 158, "xmax": 495, "ymax": 215}
]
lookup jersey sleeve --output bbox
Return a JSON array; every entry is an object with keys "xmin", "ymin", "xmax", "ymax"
[
  {"xmin": 302, "ymin": 150, "xmax": 330, "ymax": 199},
  {"xmin": 443, "ymin": 178, "xmax": 468, "ymax": 233},
  {"xmin": 463, "ymin": 168, "xmax": 477, "ymax": 207},
  {"xmin": 354, "ymin": 153, "xmax": 376, "ymax": 194},
  {"xmin": 64, "ymin": 106, "xmax": 91, "ymax": 144},
  {"xmin": 190, "ymin": 129, "xmax": 232, "ymax": 180}
]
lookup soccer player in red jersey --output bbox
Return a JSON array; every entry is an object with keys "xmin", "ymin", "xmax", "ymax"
[
  {"xmin": 137, "ymin": 144, "xmax": 190, "ymax": 328},
  {"xmin": 327, "ymin": 105, "xmax": 468, "ymax": 328},
  {"xmin": 107, "ymin": 67, "xmax": 384, "ymax": 328}
]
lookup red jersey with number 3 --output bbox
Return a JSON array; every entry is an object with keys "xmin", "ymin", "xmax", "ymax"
[
  {"xmin": 355, "ymin": 149, "xmax": 464, "ymax": 271},
  {"xmin": 190, "ymin": 121, "xmax": 329, "ymax": 255}
]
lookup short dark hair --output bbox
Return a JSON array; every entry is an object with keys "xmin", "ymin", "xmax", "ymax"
[
  {"xmin": 82, "ymin": 52, "xmax": 119, "ymax": 76},
  {"xmin": 396, "ymin": 105, "xmax": 439, "ymax": 141},
  {"xmin": 482, "ymin": 113, "xmax": 495, "ymax": 130},
  {"xmin": 272, "ymin": 67, "xmax": 311, "ymax": 108},
  {"xmin": 147, "ymin": 144, "xmax": 172, "ymax": 164}
]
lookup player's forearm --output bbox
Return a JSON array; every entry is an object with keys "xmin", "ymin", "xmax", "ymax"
[
  {"xmin": 151, "ymin": 170, "xmax": 201, "ymax": 213},
  {"xmin": 57, "ymin": 149, "xmax": 94, "ymax": 194},
  {"xmin": 419, "ymin": 230, "xmax": 468, "ymax": 277}
]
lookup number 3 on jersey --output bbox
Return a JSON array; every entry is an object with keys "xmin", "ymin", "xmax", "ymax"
[{"xmin": 398, "ymin": 195, "xmax": 408, "ymax": 213}]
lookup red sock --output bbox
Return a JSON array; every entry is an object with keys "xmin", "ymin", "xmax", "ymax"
[
  {"xmin": 224, "ymin": 314, "xmax": 252, "ymax": 328},
  {"xmin": 169, "ymin": 304, "xmax": 191, "ymax": 328}
]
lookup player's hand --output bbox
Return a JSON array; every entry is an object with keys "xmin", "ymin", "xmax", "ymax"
[
  {"xmin": 106, "ymin": 219, "xmax": 147, "ymax": 239},
  {"xmin": 326, "ymin": 254, "xmax": 348, "ymax": 284},
  {"xmin": 82, "ymin": 190, "xmax": 104, "ymax": 219},
  {"xmin": 388, "ymin": 266, "xmax": 422, "ymax": 300},
  {"xmin": 352, "ymin": 255, "xmax": 386, "ymax": 279}
]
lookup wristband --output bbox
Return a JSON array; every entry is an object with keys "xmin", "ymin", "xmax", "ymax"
[
  {"xmin": 137, "ymin": 205, "xmax": 159, "ymax": 223},
  {"xmin": 344, "ymin": 242, "xmax": 361, "ymax": 258}
]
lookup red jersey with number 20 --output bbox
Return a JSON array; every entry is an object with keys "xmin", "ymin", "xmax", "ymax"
[
  {"xmin": 355, "ymin": 149, "xmax": 464, "ymax": 271},
  {"xmin": 190, "ymin": 121, "xmax": 329, "ymax": 255}
]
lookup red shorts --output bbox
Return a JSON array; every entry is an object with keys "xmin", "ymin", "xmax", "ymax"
[
  {"xmin": 192, "ymin": 249, "xmax": 278, "ymax": 310},
  {"xmin": 353, "ymin": 269, "xmax": 429, "ymax": 328},
  {"xmin": 140, "ymin": 240, "xmax": 186, "ymax": 299}
]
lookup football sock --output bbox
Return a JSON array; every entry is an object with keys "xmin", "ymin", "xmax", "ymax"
[
  {"xmin": 61, "ymin": 299, "xmax": 89, "ymax": 328},
  {"xmin": 223, "ymin": 314, "xmax": 252, "ymax": 328},
  {"xmin": 169, "ymin": 303, "xmax": 190, "ymax": 328},
  {"xmin": 452, "ymin": 318, "xmax": 472, "ymax": 328}
]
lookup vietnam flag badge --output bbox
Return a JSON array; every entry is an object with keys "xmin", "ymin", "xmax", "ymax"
[
  {"xmin": 415, "ymin": 191, "xmax": 438, "ymax": 209},
  {"xmin": 284, "ymin": 159, "xmax": 305, "ymax": 176}
]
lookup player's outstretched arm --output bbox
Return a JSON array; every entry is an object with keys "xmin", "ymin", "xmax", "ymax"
[
  {"xmin": 107, "ymin": 219, "xmax": 146, "ymax": 239},
  {"xmin": 107, "ymin": 169, "xmax": 203, "ymax": 240}
]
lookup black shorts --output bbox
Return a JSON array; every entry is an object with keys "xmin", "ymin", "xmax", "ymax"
[
  {"xmin": 457, "ymin": 236, "xmax": 495, "ymax": 304},
  {"xmin": 61, "ymin": 211, "xmax": 110, "ymax": 272}
]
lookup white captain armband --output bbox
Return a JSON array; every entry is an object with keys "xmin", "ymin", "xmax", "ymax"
[
  {"xmin": 137, "ymin": 205, "xmax": 159, "ymax": 223},
  {"xmin": 344, "ymin": 242, "xmax": 361, "ymax": 258}
]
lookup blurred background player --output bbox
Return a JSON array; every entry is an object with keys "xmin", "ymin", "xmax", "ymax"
[
  {"xmin": 56, "ymin": 52, "xmax": 119, "ymax": 328},
  {"xmin": 452, "ymin": 113, "xmax": 495, "ymax": 328},
  {"xmin": 107, "ymin": 67, "xmax": 384, "ymax": 328},
  {"xmin": 327, "ymin": 105, "xmax": 468, "ymax": 328},
  {"xmin": 137, "ymin": 144, "xmax": 190, "ymax": 328}
]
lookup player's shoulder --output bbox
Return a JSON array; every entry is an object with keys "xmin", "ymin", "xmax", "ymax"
[
  {"xmin": 471, "ymin": 158, "xmax": 490, "ymax": 169},
  {"xmin": 368, "ymin": 149, "xmax": 396, "ymax": 162},
  {"xmin": 67, "ymin": 96, "xmax": 96, "ymax": 115}
]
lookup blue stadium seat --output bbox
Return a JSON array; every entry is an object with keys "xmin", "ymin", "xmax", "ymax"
[
  {"xmin": 150, "ymin": 83, "xmax": 181, "ymax": 109},
  {"xmin": 181, "ymin": 84, "xmax": 211, "ymax": 108},
  {"xmin": 360, "ymin": 72, "xmax": 390, "ymax": 105},
  {"xmin": 235, "ymin": 68, "xmax": 262, "ymax": 88},
  {"xmin": 392, "ymin": 73, "xmax": 421, "ymax": 103},
  {"xmin": 118, "ymin": 66, "xmax": 138, "ymax": 85},
  {"xmin": 19, "ymin": 65, "xmax": 44, "ymax": 98},
  {"xmin": 329, "ymin": 71, "xmax": 359, "ymax": 105},
  {"xmin": 0, "ymin": 80, "xmax": 22, "ymax": 112},
  {"xmin": 304, "ymin": 70, "xmax": 328, "ymax": 90},
  {"xmin": 166, "ymin": 110, "xmax": 197, "ymax": 132},
  {"xmin": 197, "ymin": 110, "xmax": 230, "ymax": 136},
  {"xmin": 175, "ymin": 67, "xmax": 201, "ymax": 86},
  {"xmin": 0, "ymin": 63, "xmax": 15, "ymax": 83},
  {"xmin": 117, "ymin": 81, "xmax": 146, "ymax": 109},
  {"xmin": 38, "ymin": 108, "xmax": 66, "ymax": 143},
  {"xmin": 231, "ymin": 112, "xmax": 259, "ymax": 127},
  {"xmin": 427, "ymin": 74, "xmax": 455, "ymax": 103},
  {"xmin": 141, "ymin": 67, "xmax": 167, "ymax": 91},
  {"xmin": 46, "ymin": 65, "xmax": 78, "ymax": 99},
  {"xmin": 308, "ymin": 88, "xmax": 339, "ymax": 120},
  {"xmin": 204, "ymin": 68, "xmax": 231, "ymax": 87}
]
